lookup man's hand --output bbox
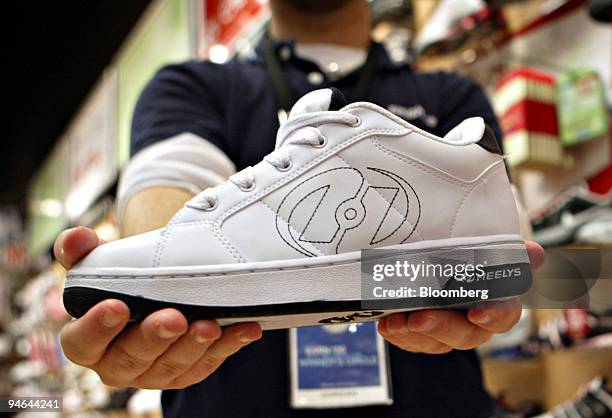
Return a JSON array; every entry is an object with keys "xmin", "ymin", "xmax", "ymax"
[
  {"xmin": 55, "ymin": 227, "xmax": 262, "ymax": 389},
  {"xmin": 378, "ymin": 241, "xmax": 545, "ymax": 354}
]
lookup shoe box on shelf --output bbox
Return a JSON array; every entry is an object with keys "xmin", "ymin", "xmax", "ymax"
[
  {"xmin": 556, "ymin": 69, "xmax": 609, "ymax": 147},
  {"xmin": 483, "ymin": 344, "xmax": 612, "ymax": 411},
  {"xmin": 483, "ymin": 356, "xmax": 545, "ymax": 407},
  {"xmin": 483, "ymin": 309, "xmax": 612, "ymax": 410},
  {"xmin": 494, "ymin": 67, "xmax": 573, "ymax": 170},
  {"xmin": 543, "ymin": 345, "xmax": 612, "ymax": 408}
]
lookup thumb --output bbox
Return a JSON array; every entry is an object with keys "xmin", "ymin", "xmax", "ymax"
[{"xmin": 54, "ymin": 226, "xmax": 100, "ymax": 269}]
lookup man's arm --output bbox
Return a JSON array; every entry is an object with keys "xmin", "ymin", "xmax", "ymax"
[{"xmin": 121, "ymin": 187, "xmax": 194, "ymax": 237}]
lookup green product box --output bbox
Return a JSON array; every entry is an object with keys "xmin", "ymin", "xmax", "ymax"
[{"xmin": 556, "ymin": 69, "xmax": 608, "ymax": 146}]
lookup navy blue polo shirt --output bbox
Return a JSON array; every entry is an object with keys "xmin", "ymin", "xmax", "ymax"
[{"xmin": 131, "ymin": 41, "xmax": 501, "ymax": 418}]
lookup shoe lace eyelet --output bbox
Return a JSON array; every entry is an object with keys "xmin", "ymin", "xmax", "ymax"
[
  {"xmin": 203, "ymin": 199, "xmax": 218, "ymax": 211},
  {"xmin": 239, "ymin": 181, "xmax": 256, "ymax": 192},
  {"xmin": 277, "ymin": 159, "xmax": 292, "ymax": 172},
  {"xmin": 313, "ymin": 135, "xmax": 327, "ymax": 148},
  {"xmin": 350, "ymin": 116, "xmax": 362, "ymax": 127}
]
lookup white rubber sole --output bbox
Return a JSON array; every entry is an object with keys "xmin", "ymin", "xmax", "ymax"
[{"xmin": 64, "ymin": 234, "xmax": 531, "ymax": 330}]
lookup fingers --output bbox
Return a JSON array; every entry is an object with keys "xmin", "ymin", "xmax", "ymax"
[
  {"xmin": 378, "ymin": 315, "xmax": 452, "ymax": 354},
  {"xmin": 525, "ymin": 240, "xmax": 545, "ymax": 269},
  {"xmin": 54, "ymin": 226, "xmax": 100, "ymax": 269},
  {"xmin": 95, "ymin": 309, "xmax": 188, "ymax": 386},
  {"xmin": 170, "ymin": 322, "xmax": 262, "ymax": 389},
  {"xmin": 61, "ymin": 301, "xmax": 263, "ymax": 389},
  {"xmin": 467, "ymin": 298, "xmax": 522, "ymax": 333},
  {"xmin": 405, "ymin": 310, "xmax": 493, "ymax": 350},
  {"xmin": 134, "ymin": 320, "xmax": 222, "ymax": 388},
  {"xmin": 61, "ymin": 299, "xmax": 130, "ymax": 366}
]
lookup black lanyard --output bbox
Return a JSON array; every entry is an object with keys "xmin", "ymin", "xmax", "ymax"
[{"xmin": 261, "ymin": 37, "xmax": 379, "ymax": 122}]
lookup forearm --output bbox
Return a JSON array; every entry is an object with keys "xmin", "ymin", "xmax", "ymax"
[
  {"xmin": 117, "ymin": 135, "xmax": 235, "ymax": 238},
  {"xmin": 121, "ymin": 186, "xmax": 194, "ymax": 237}
]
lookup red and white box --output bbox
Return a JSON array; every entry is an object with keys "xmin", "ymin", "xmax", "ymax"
[{"xmin": 494, "ymin": 67, "xmax": 573, "ymax": 170}]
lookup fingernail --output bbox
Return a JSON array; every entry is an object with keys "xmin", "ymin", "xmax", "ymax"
[
  {"xmin": 417, "ymin": 315, "xmax": 437, "ymax": 332},
  {"xmin": 472, "ymin": 312, "xmax": 491, "ymax": 325},
  {"xmin": 157, "ymin": 324, "xmax": 179, "ymax": 339},
  {"xmin": 237, "ymin": 329, "xmax": 259, "ymax": 343},
  {"xmin": 101, "ymin": 309, "xmax": 122, "ymax": 328},
  {"xmin": 387, "ymin": 315, "xmax": 407, "ymax": 334},
  {"xmin": 192, "ymin": 331, "xmax": 209, "ymax": 344}
]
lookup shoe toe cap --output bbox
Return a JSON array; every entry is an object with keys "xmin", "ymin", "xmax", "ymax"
[{"xmin": 71, "ymin": 229, "xmax": 162, "ymax": 271}]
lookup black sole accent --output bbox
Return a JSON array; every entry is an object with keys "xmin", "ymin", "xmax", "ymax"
[{"xmin": 63, "ymin": 287, "xmax": 368, "ymax": 322}]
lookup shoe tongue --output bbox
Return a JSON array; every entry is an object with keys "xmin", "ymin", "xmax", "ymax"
[
  {"xmin": 287, "ymin": 87, "xmax": 347, "ymax": 120},
  {"xmin": 443, "ymin": 117, "xmax": 485, "ymax": 144},
  {"xmin": 275, "ymin": 88, "xmax": 348, "ymax": 149}
]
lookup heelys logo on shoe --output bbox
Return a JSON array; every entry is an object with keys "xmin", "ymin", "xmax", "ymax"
[{"xmin": 276, "ymin": 167, "xmax": 421, "ymax": 256}]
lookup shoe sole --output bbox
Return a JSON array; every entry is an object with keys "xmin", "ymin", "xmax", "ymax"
[{"xmin": 64, "ymin": 234, "xmax": 531, "ymax": 330}]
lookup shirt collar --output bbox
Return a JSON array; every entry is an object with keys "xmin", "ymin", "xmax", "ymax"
[{"xmin": 247, "ymin": 38, "xmax": 408, "ymax": 73}]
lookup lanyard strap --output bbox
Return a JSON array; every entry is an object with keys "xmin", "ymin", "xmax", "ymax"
[
  {"xmin": 262, "ymin": 37, "xmax": 295, "ymax": 115},
  {"xmin": 352, "ymin": 42, "xmax": 379, "ymax": 102},
  {"xmin": 262, "ymin": 37, "xmax": 379, "ymax": 118}
]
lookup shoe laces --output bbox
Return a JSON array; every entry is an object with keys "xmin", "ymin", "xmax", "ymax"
[{"xmin": 187, "ymin": 111, "xmax": 360, "ymax": 211}]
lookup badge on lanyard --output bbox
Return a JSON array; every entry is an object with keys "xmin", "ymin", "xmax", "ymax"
[{"xmin": 289, "ymin": 322, "xmax": 393, "ymax": 409}]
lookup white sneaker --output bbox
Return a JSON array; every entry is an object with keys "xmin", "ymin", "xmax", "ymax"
[
  {"xmin": 413, "ymin": 0, "xmax": 485, "ymax": 54},
  {"xmin": 64, "ymin": 88, "xmax": 531, "ymax": 330}
]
